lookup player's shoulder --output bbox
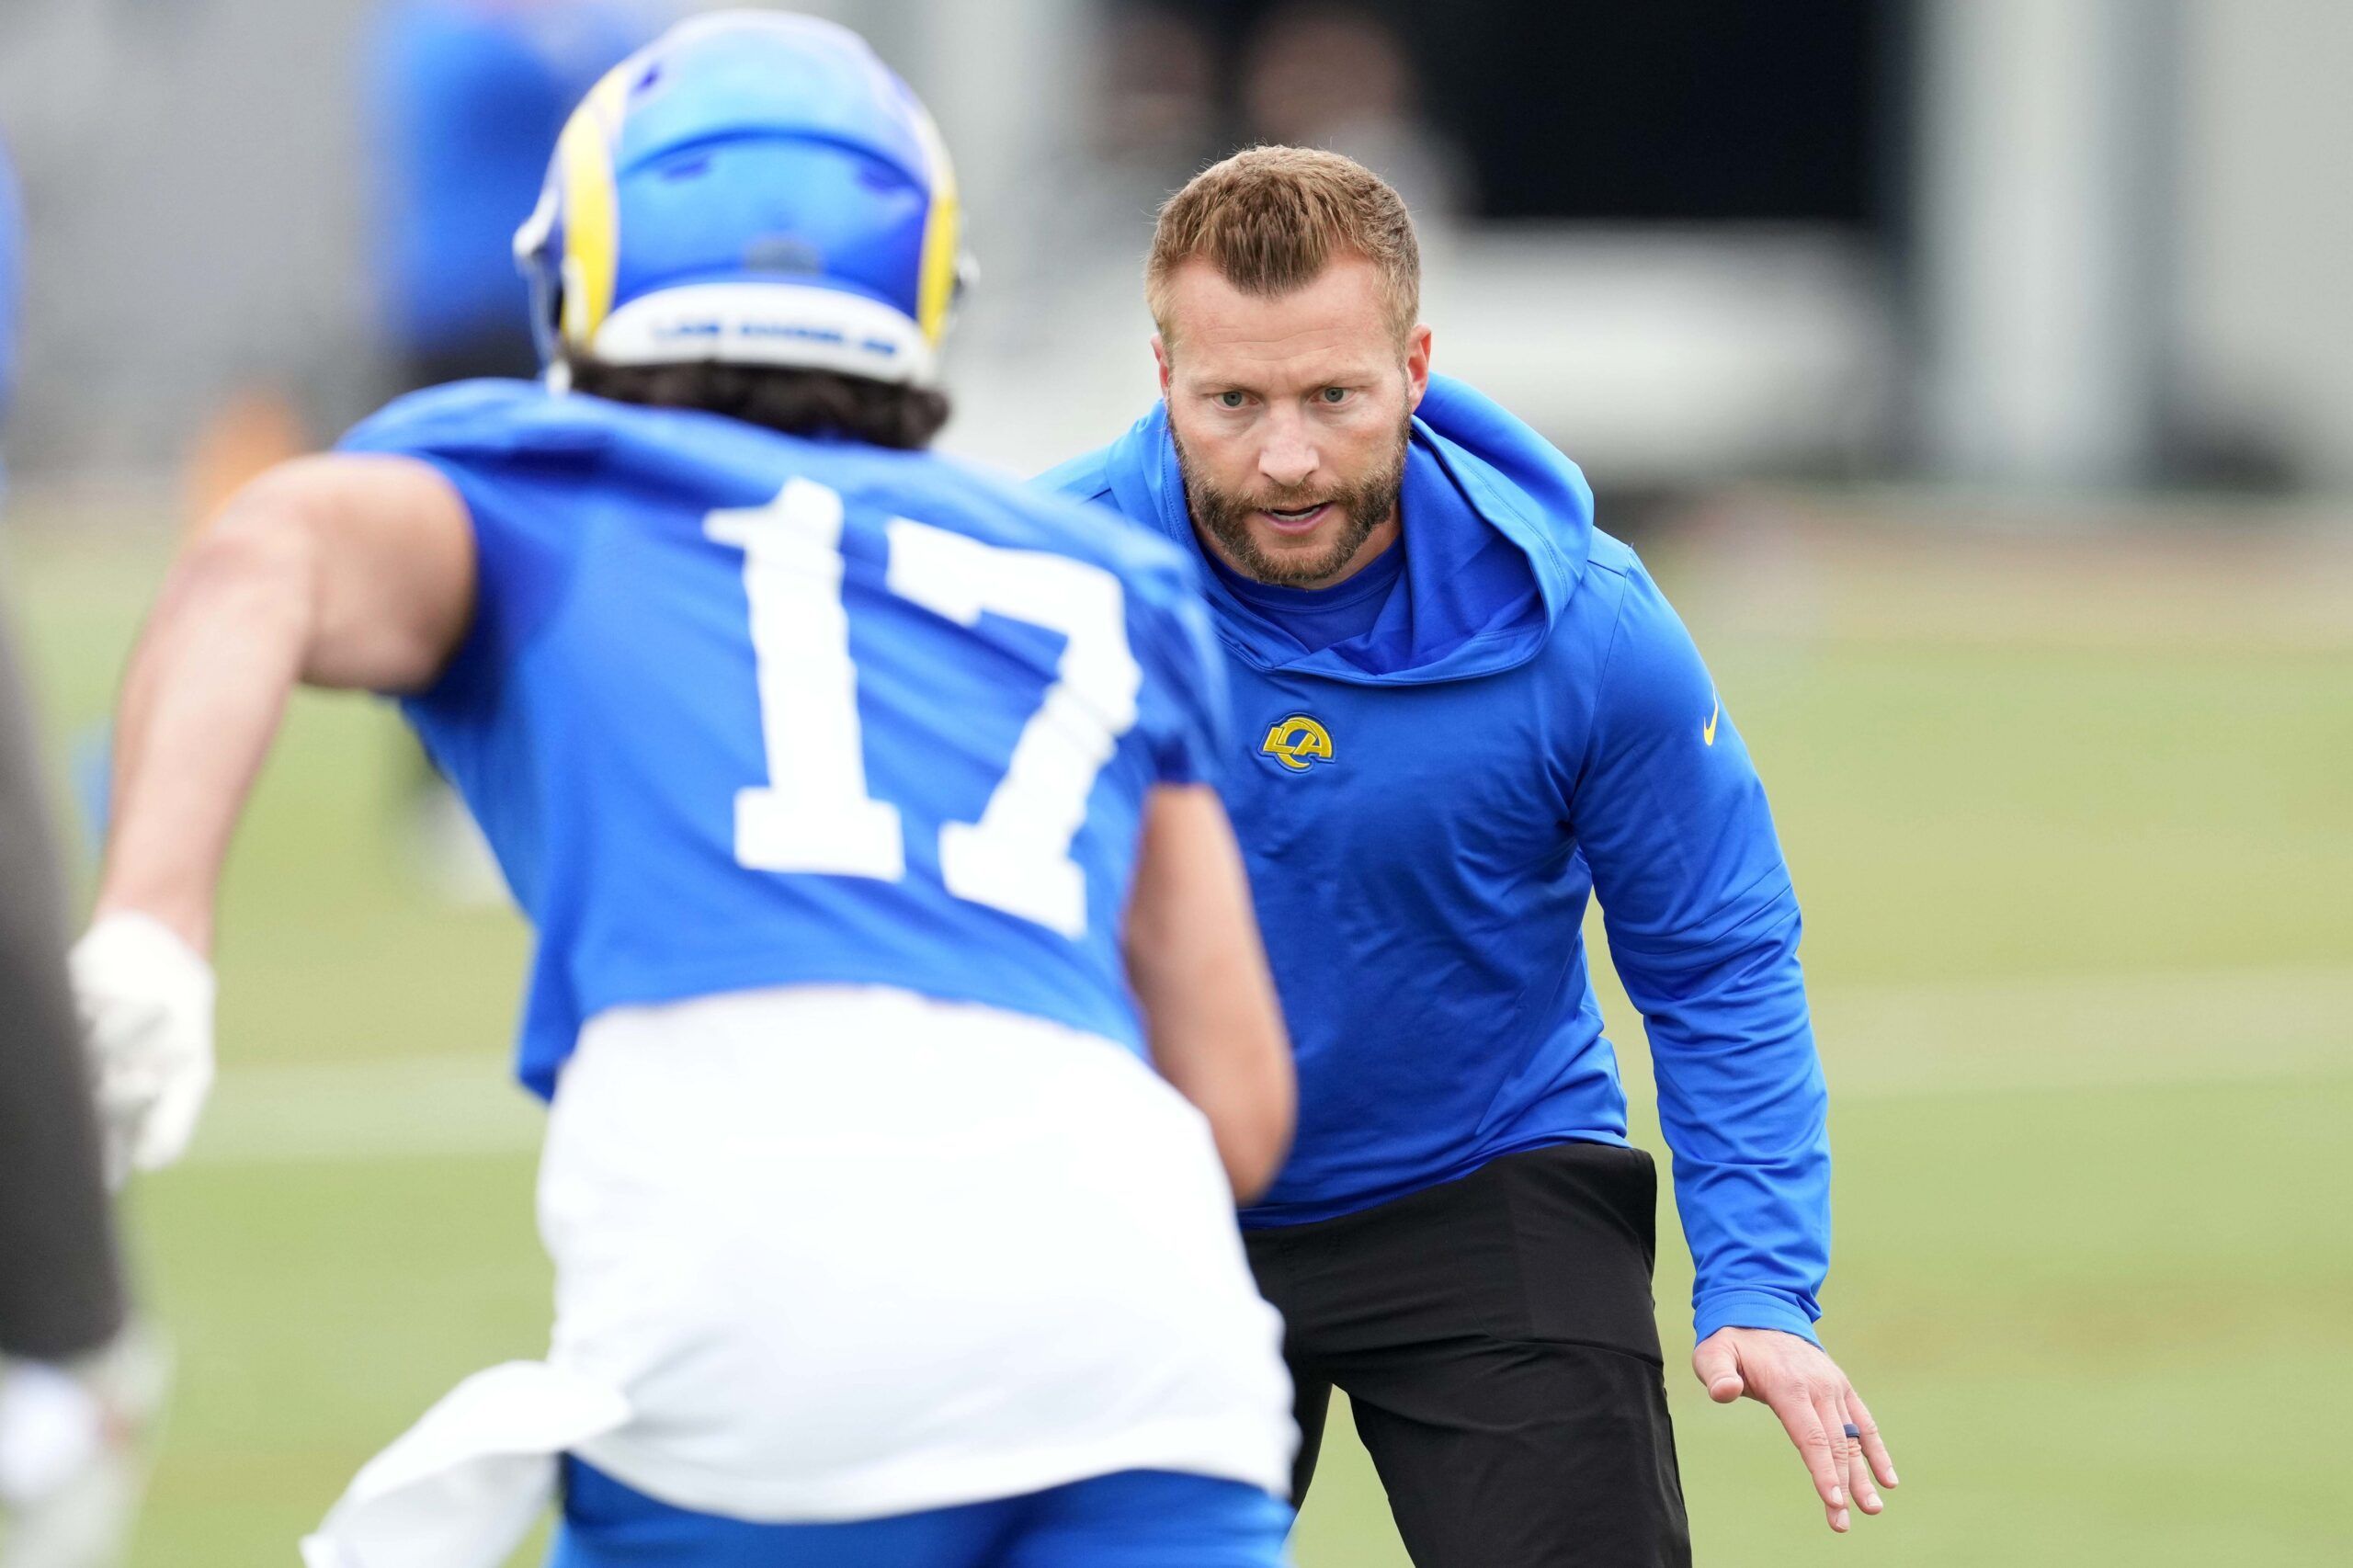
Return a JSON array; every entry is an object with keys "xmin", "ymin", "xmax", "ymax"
[
  {"xmin": 890, "ymin": 449, "xmax": 1200, "ymax": 606},
  {"xmin": 338, "ymin": 378, "xmax": 622, "ymax": 465},
  {"xmin": 1031, "ymin": 445, "xmax": 1117, "ymax": 507}
]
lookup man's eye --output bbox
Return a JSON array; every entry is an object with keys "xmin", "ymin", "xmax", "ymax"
[
  {"xmin": 1318, "ymin": 386, "xmax": 1348, "ymax": 404},
  {"xmin": 1217, "ymin": 391, "xmax": 1247, "ymax": 409}
]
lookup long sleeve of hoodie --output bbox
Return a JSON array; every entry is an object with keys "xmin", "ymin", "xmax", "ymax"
[{"xmin": 1568, "ymin": 552, "xmax": 1830, "ymax": 1346}]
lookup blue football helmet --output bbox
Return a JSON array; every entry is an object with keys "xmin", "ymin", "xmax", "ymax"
[{"xmin": 515, "ymin": 10, "xmax": 969, "ymax": 387}]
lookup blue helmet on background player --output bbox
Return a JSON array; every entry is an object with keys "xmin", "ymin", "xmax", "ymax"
[{"xmin": 515, "ymin": 10, "xmax": 969, "ymax": 389}]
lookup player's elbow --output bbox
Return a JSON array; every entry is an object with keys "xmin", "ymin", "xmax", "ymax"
[
  {"xmin": 1181, "ymin": 1004, "xmax": 1294, "ymax": 1204},
  {"xmin": 1221, "ymin": 1035, "xmax": 1295, "ymax": 1204},
  {"xmin": 1142, "ymin": 999, "xmax": 1294, "ymax": 1203},
  {"xmin": 165, "ymin": 466, "xmax": 329, "ymax": 645}
]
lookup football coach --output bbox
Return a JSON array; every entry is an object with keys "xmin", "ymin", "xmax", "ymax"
[{"xmin": 1041, "ymin": 147, "xmax": 1895, "ymax": 1564}]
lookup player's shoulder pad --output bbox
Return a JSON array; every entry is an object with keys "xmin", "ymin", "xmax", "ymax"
[
  {"xmin": 1030, "ymin": 444, "xmax": 1117, "ymax": 506},
  {"xmin": 1017, "ymin": 444, "xmax": 1194, "ymax": 609},
  {"xmin": 337, "ymin": 379, "xmax": 618, "ymax": 465},
  {"xmin": 930, "ymin": 449, "xmax": 1198, "ymax": 595}
]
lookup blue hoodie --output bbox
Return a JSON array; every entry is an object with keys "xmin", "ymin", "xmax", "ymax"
[{"xmin": 1040, "ymin": 375, "xmax": 1831, "ymax": 1345}]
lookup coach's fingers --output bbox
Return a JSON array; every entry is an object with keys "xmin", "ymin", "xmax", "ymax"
[
  {"xmin": 1847, "ymin": 1442, "xmax": 1881, "ymax": 1518},
  {"xmin": 1832, "ymin": 1394, "xmax": 1882, "ymax": 1517},
  {"xmin": 1765, "ymin": 1389, "xmax": 1846, "ymax": 1524},
  {"xmin": 1692, "ymin": 1334, "xmax": 1745, "ymax": 1403},
  {"xmin": 1814, "ymin": 1389, "xmax": 1859, "ymax": 1530},
  {"xmin": 1846, "ymin": 1387, "xmax": 1898, "ymax": 1491}
]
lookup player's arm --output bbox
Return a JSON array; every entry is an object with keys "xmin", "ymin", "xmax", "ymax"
[
  {"xmin": 75, "ymin": 454, "xmax": 473, "ymax": 1175},
  {"xmin": 1122, "ymin": 782, "xmax": 1294, "ymax": 1203}
]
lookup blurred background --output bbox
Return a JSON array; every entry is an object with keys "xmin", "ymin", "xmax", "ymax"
[{"xmin": 2, "ymin": 1, "xmax": 2347, "ymax": 1563}]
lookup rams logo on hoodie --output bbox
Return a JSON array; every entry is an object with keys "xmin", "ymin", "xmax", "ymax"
[{"xmin": 1261, "ymin": 714, "xmax": 1334, "ymax": 771}]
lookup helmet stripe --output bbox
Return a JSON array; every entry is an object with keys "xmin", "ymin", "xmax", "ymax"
[
  {"xmin": 557, "ymin": 66, "xmax": 634, "ymax": 352},
  {"xmin": 911, "ymin": 107, "xmax": 961, "ymax": 347}
]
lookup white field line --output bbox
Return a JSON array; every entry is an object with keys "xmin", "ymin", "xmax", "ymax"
[
  {"xmin": 181, "ymin": 967, "xmax": 2353, "ymax": 1167},
  {"xmin": 186, "ymin": 1054, "xmax": 544, "ymax": 1167},
  {"xmin": 1806, "ymin": 965, "xmax": 2353, "ymax": 1099}
]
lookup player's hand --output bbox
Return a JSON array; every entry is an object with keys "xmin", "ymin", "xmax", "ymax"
[
  {"xmin": 69, "ymin": 913, "xmax": 216, "ymax": 1183},
  {"xmin": 1692, "ymin": 1326, "xmax": 1895, "ymax": 1534},
  {"xmin": 0, "ymin": 1324, "xmax": 169, "ymax": 1568}
]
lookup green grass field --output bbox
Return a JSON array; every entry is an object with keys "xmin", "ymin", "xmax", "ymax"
[{"xmin": 7, "ymin": 504, "xmax": 2349, "ymax": 1565}]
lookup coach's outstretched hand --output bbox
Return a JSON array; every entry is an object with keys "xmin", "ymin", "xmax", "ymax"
[
  {"xmin": 69, "ymin": 912, "xmax": 216, "ymax": 1183},
  {"xmin": 1693, "ymin": 1326, "xmax": 1895, "ymax": 1534}
]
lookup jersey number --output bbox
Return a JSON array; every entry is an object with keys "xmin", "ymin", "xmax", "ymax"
[{"xmin": 705, "ymin": 478, "xmax": 1141, "ymax": 937}]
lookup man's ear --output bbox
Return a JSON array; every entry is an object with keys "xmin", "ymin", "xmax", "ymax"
[
  {"xmin": 1404, "ymin": 324, "xmax": 1432, "ymax": 412},
  {"xmin": 1153, "ymin": 333, "xmax": 1172, "ymax": 394}
]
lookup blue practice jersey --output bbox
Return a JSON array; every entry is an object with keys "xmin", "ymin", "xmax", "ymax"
[{"xmin": 341, "ymin": 381, "xmax": 1228, "ymax": 1098}]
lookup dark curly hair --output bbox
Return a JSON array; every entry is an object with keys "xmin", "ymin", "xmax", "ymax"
[{"xmin": 569, "ymin": 359, "xmax": 951, "ymax": 450}]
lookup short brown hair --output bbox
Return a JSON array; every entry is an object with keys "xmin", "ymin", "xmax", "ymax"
[{"xmin": 1146, "ymin": 145, "xmax": 1420, "ymax": 349}]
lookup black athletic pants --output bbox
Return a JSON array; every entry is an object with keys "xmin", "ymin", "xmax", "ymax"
[{"xmin": 1244, "ymin": 1142, "xmax": 1691, "ymax": 1567}]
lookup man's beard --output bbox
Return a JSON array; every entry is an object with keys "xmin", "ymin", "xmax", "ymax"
[{"xmin": 1174, "ymin": 414, "xmax": 1411, "ymax": 586}]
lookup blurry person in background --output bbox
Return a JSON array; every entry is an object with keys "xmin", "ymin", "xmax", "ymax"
[
  {"xmin": 368, "ymin": 0, "xmax": 672, "ymax": 393},
  {"xmin": 0, "ymin": 134, "xmax": 162, "ymax": 1568},
  {"xmin": 1043, "ymin": 147, "xmax": 1893, "ymax": 1564},
  {"xmin": 69, "ymin": 16, "xmax": 1297, "ymax": 1567},
  {"xmin": 1073, "ymin": 3, "xmax": 1224, "ymax": 231},
  {"xmin": 366, "ymin": 0, "xmax": 674, "ymax": 897},
  {"xmin": 996, "ymin": 4, "xmax": 1224, "ymax": 383},
  {"xmin": 1237, "ymin": 5, "xmax": 1471, "ymax": 222},
  {"xmin": 176, "ymin": 1, "xmax": 672, "ymax": 523},
  {"xmin": 1095, "ymin": 5, "xmax": 1223, "ymax": 190}
]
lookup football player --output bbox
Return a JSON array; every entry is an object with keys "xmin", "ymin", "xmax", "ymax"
[{"xmin": 70, "ymin": 16, "xmax": 1296, "ymax": 1567}]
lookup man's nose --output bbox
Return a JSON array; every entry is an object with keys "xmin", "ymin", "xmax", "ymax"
[{"xmin": 1258, "ymin": 419, "xmax": 1318, "ymax": 490}]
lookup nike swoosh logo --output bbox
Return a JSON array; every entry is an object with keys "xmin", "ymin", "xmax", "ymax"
[{"xmin": 1703, "ymin": 697, "xmax": 1720, "ymax": 746}]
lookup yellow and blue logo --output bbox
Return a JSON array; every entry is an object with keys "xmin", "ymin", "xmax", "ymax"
[{"xmin": 1260, "ymin": 714, "xmax": 1335, "ymax": 771}]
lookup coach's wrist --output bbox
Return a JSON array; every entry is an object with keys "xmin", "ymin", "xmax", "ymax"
[{"xmin": 1694, "ymin": 1289, "xmax": 1822, "ymax": 1347}]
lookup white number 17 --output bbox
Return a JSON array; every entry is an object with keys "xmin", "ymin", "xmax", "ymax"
[{"xmin": 704, "ymin": 477, "xmax": 1141, "ymax": 938}]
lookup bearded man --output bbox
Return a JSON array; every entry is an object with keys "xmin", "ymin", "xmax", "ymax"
[{"xmin": 1041, "ymin": 147, "xmax": 1897, "ymax": 1565}]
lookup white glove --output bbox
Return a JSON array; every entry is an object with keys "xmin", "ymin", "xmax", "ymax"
[{"xmin": 68, "ymin": 914, "xmax": 216, "ymax": 1182}]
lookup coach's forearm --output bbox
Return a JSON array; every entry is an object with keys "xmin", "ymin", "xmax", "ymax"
[
  {"xmin": 95, "ymin": 506, "xmax": 320, "ymax": 953},
  {"xmin": 1616, "ymin": 906, "xmax": 1831, "ymax": 1344}
]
